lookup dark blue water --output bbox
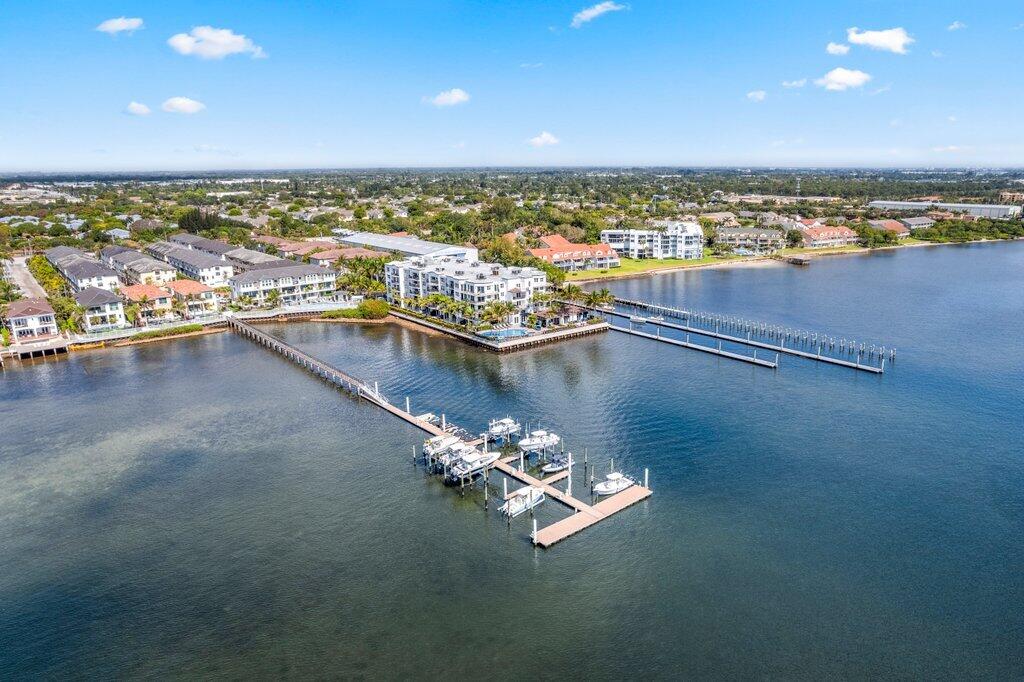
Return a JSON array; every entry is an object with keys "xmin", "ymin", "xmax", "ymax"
[{"xmin": 2, "ymin": 242, "xmax": 1022, "ymax": 678}]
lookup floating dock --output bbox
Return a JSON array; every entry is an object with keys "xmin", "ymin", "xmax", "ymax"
[{"xmin": 228, "ymin": 316, "xmax": 652, "ymax": 548}]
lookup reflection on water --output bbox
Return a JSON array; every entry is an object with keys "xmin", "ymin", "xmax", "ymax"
[{"xmin": 1, "ymin": 242, "xmax": 1023, "ymax": 678}]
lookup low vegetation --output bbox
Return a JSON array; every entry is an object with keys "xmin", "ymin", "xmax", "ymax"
[
  {"xmin": 320, "ymin": 300, "xmax": 390, "ymax": 320},
  {"xmin": 128, "ymin": 324, "xmax": 204, "ymax": 341}
]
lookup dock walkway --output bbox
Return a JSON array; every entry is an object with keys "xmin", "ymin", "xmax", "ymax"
[{"xmin": 228, "ymin": 316, "xmax": 651, "ymax": 548}]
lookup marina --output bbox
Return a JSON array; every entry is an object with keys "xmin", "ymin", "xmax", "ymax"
[{"xmin": 227, "ymin": 315, "xmax": 653, "ymax": 548}]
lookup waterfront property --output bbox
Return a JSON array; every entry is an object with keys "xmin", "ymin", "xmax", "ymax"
[
  {"xmin": 900, "ymin": 217, "xmax": 936, "ymax": 231},
  {"xmin": 308, "ymin": 247, "xmax": 386, "ymax": 267},
  {"xmin": 800, "ymin": 225, "xmax": 859, "ymax": 248},
  {"xmin": 385, "ymin": 255, "xmax": 548, "ymax": 324},
  {"xmin": 3, "ymin": 297, "xmax": 58, "ymax": 341},
  {"xmin": 868, "ymin": 220, "xmax": 911, "ymax": 239},
  {"xmin": 165, "ymin": 279, "xmax": 220, "ymax": 317},
  {"xmin": 868, "ymin": 200, "xmax": 1022, "ymax": 219},
  {"xmin": 103, "ymin": 248, "xmax": 178, "ymax": 285},
  {"xmin": 715, "ymin": 226, "xmax": 786, "ymax": 253},
  {"xmin": 600, "ymin": 220, "xmax": 704, "ymax": 260},
  {"xmin": 45, "ymin": 246, "xmax": 120, "ymax": 292},
  {"xmin": 146, "ymin": 242, "xmax": 235, "ymax": 286},
  {"xmin": 336, "ymin": 230, "xmax": 478, "ymax": 260},
  {"xmin": 74, "ymin": 287, "xmax": 128, "ymax": 332},
  {"xmin": 120, "ymin": 284, "xmax": 175, "ymax": 325},
  {"xmin": 229, "ymin": 264, "xmax": 337, "ymax": 305},
  {"xmin": 528, "ymin": 234, "xmax": 620, "ymax": 271}
]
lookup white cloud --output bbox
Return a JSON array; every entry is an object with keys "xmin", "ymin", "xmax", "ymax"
[
  {"xmin": 571, "ymin": 2, "xmax": 627, "ymax": 28},
  {"xmin": 746, "ymin": 90, "xmax": 766, "ymax": 102},
  {"xmin": 427, "ymin": 88, "xmax": 470, "ymax": 107},
  {"xmin": 931, "ymin": 50, "xmax": 944, "ymax": 58},
  {"xmin": 826, "ymin": 42, "xmax": 850, "ymax": 55},
  {"xmin": 452, "ymin": 141, "xmax": 467, "ymax": 149},
  {"xmin": 528, "ymin": 131, "xmax": 559, "ymax": 147},
  {"xmin": 781, "ymin": 78, "xmax": 807, "ymax": 88},
  {"xmin": 96, "ymin": 17, "xmax": 143, "ymax": 35},
  {"xmin": 870, "ymin": 84, "xmax": 892, "ymax": 95},
  {"xmin": 815, "ymin": 67, "xmax": 872, "ymax": 91},
  {"xmin": 932, "ymin": 145, "xmax": 971, "ymax": 153},
  {"xmin": 947, "ymin": 115, "xmax": 958, "ymax": 123},
  {"xmin": 846, "ymin": 27, "xmax": 914, "ymax": 54},
  {"xmin": 125, "ymin": 101, "xmax": 151, "ymax": 116},
  {"xmin": 168, "ymin": 26, "xmax": 265, "ymax": 60},
  {"xmin": 162, "ymin": 97, "xmax": 206, "ymax": 114},
  {"xmin": 947, "ymin": 20, "xmax": 967, "ymax": 31}
]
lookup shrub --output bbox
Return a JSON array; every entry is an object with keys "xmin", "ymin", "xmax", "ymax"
[
  {"xmin": 321, "ymin": 300, "xmax": 390, "ymax": 320},
  {"xmin": 129, "ymin": 324, "xmax": 204, "ymax": 341}
]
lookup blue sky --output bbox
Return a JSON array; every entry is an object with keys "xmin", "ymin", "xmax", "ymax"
[{"xmin": 1, "ymin": 0, "xmax": 1021, "ymax": 171}]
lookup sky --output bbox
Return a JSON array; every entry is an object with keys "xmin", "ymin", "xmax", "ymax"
[{"xmin": 1, "ymin": 0, "xmax": 1022, "ymax": 172}]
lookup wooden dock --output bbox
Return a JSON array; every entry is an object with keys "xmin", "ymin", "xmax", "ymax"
[
  {"xmin": 229, "ymin": 316, "xmax": 652, "ymax": 548},
  {"xmin": 613, "ymin": 324, "xmax": 778, "ymax": 368}
]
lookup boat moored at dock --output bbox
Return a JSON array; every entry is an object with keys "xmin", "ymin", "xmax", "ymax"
[
  {"xmin": 541, "ymin": 452, "xmax": 572, "ymax": 474},
  {"xmin": 424, "ymin": 433, "xmax": 461, "ymax": 457},
  {"xmin": 518, "ymin": 430, "xmax": 561, "ymax": 453},
  {"xmin": 446, "ymin": 449, "xmax": 499, "ymax": 484},
  {"xmin": 593, "ymin": 472, "xmax": 635, "ymax": 496},
  {"xmin": 500, "ymin": 486, "xmax": 546, "ymax": 518},
  {"xmin": 486, "ymin": 417, "xmax": 521, "ymax": 441}
]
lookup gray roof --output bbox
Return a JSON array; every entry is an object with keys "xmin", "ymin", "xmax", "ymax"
[
  {"xmin": 336, "ymin": 231, "xmax": 471, "ymax": 257},
  {"xmin": 148, "ymin": 242, "xmax": 227, "ymax": 269},
  {"xmin": 169, "ymin": 233, "xmax": 235, "ymax": 255},
  {"xmin": 900, "ymin": 217, "xmax": 935, "ymax": 226},
  {"xmin": 231, "ymin": 264, "xmax": 334, "ymax": 286},
  {"xmin": 61, "ymin": 258, "xmax": 118, "ymax": 281},
  {"xmin": 225, "ymin": 247, "xmax": 286, "ymax": 266},
  {"xmin": 100, "ymin": 245, "xmax": 133, "ymax": 259},
  {"xmin": 75, "ymin": 286, "xmax": 121, "ymax": 308},
  {"xmin": 45, "ymin": 245, "xmax": 84, "ymax": 263}
]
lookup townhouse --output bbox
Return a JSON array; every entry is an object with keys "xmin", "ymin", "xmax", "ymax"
[
  {"xmin": 528, "ymin": 234, "xmax": 620, "ymax": 271},
  {"xmin": 104, "ymin": 248, "xmax": 178, "ymax": 285},
  {"xmin": 120, "ymin": 284, "xmax": 176, "ymax": 325},
  {"xmin": 867, "ymin": 219, "xmax": 911, "ymax": 239},
  {"xmin": 74, "ymin": 287, "xmax": 127, "ymax": 332},
  {"xmin": 164, "ymin": 279, "xmax": 220, "ymax": 317},
  {"xmin": 714, "ymin": 226, "xmax": 786, "ymax": 253},
  {"xmin": 229, "ymin": 264, "xmax": 337, "ymax": 305},
  {"xmin": 800, "ymin": 225, "xmax": 859, "ymax": 248},
  {"xmin": 146, "ymin": 242, "xmax": 235, "ymax": 286},
  {"xmin": 45, "ymin": 246, "xmax": 120, "ymax": 292}
]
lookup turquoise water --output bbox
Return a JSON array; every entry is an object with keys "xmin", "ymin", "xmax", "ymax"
[{"xmin": 2, "ymin": 242, "xmax": 1023, "ymax": 678}]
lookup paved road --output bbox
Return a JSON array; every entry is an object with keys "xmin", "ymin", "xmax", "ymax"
[{"xmin": 8, "ymin": 256, "xmax": 47, "ymax": 298}]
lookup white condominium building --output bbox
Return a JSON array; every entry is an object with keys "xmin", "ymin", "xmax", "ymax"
[
  {"xmin": 229, "ymin": 264, "xmax": 337, "ymax": 305},
  {"xmin": 385, "ymin": 256, "xmax": 548, "ymax": 321},
  {"xmin": 600, "ymin": 220, "xmax": 704, "ymax": 260},
  {"xmin": 146, "ymin": 242, "xmax": 235, "ymax": 286}
]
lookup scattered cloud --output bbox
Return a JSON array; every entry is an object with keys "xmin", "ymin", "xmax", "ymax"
[
  {"xmin": 193, "ymin": 144, "xmax": 238, "ymax": 156},
  {"xmin": 125, "ymin": 101, "xmax": 151, "ymax": 116},
  {"xmin": 161, "ymin": 96, "xmax": 206, "ymax": 114},
  {"xmin": 947, "ymin": 20, "xmax": 967, "ymax": 31},
  {"xmin": 815, "ymin": 67, "xmax": 872, "ymax": 91},
  {"xmin": 168, "ymin": 26, "xmax": 265, "ymax": 59},
  {"xmin": 770, "ymin": 138, "xmax": 805, "ymax": 147},
  {"xmin": 452, "ymin": 140, "xmax": 467, "ymax": 149},
  {"xmin": 96, "ymin": 17, "xmax": 143, "ymax": 35},
  {"xmin": 781, "ymin": 78, "xmax": 807, "ymax": 88},
  {"xmin": 571, "ymin": 2, "xmax": 627, "ymax": 28},
  {"xmin": 519, "ymin": 62, "xmax": 544, "ymax": 69},
  {"xmin": 947, "ymin": 115, "xmax": 958, "ymax": 123},
  {"xmin": 1015, "ymin": 23, "xmax": 1024, "ymax": 31},
  {"xmin": 746, "ymin": 90, "xmax": 766, "ymax": 102},
  {"xmin": 870, "ymin": 83, "xmax": 892, "ymax": 95},
  {"xmin": 528, "ymin": 131, "xmax": 559, "ymax": 147},
  {"xmin": 931, "ymin": 50, "xmax": 944, "ymax": 58},
  {"xmin": 427, "ymin": 88, "xmax": 470, "ymax": 107},
  {"xmin": 826, "ymin": 42, "xmax": 850, "ymax": 55},
  {"xmin": 932, "ymin": 145, "xmax": 971, "ymax": 153},
  {"xmin": 846, "ymin": 27, "xmax": 914, "ymax": 54}
]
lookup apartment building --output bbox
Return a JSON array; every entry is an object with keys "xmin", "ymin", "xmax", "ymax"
[
  {"xmin": 528, "ymin": 234, "xmax": 620, "ymax": 271},
  {"xmin": 146, "ymin": 242, "xmax": 235, "ymax": 286},
  {"xmin": 45, "ymin": 246, "xmax": 120, "ymax": 292},
  {"xmin": 229, "ymin": 264, "xmax": 337, "ymax": 305},
  {"xmin": 800, "ymin": 225, "xmax": 859, "ymax": 248},
  {"xmin": 120, "ymin": 284, "xmax": 175, "ymax": 324},
  {"xmin": 385, "ymin": 256, "xmax": 548, "ymax": 323},
  {"xmin": 600, "ymin": 220, "xmax": 704, "ymax": 259},
  {"xmin": 103, "ymin": 249, "xmax": 178, "ymax": 285},
  {"xmin": 714, "ymin": 226, "xmax": 786, "ymax": 253}
]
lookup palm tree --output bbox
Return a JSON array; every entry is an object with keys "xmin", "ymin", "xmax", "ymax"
[{"xmin": 562, "ymin": 284, "xmax": 584, "ymax": 302}]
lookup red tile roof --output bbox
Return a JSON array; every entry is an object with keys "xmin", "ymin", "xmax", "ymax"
[
  {"xmin": 164, "ymin": 279, "xmax": 214, "ymax": 295},
  {"xmin": 120, "ymin": 284, "xmax": 171, "ymax": 302},
  {"xmin": 528, "ymin": 234, "xmax": 617, "ymax": 262}
]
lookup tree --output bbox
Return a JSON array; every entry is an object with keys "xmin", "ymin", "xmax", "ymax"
[
  {"xmin": 265, "ymin": 288, "xmax": 281, "ymax": 308},
  {"xmin": 786, "ymin": 229, "xmax": 804, "ymax": 248}
]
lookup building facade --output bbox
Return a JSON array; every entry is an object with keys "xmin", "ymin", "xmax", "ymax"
[
  {"xmin": 867, "ymin": 201, "xmax": 1022, "ymax": 219},
  {"xmin": 45, "ymin": 246, "xmax": 120, "ymax": 292},
  {"xmin": 146, "ymin": 242, "xmax": 235, "ymax": 286},
  {"xmin": 164, "ymin": 279, "xmax": 220, "ymax": 317},
  {"xmin": 229, "ymin": 264, "xmax": 337, "ymax": 305},
  {"xmin": 600, "ymin": 220, "xmax": 704, "ymax": 259},
  {"xmin": 3, "ymin": 298, "xmax": 58, "ymax": 341},
  {"xmin": 714, "ymin": 227, "xmax": 785, "ymax": 253},
  {"xmin": 528, "ymin": 234, "xmax": 620, "ymax": 271},
  {"xmin": 74, "ymin": 287, "xmax": 127, "ymax": 332}
]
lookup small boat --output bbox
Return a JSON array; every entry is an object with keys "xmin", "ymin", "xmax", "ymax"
[
  {"xmin": 593, "ymin": 472, "xmax": 635, "ymax": 496},
  {"xmin": 416, "ymin": 412, "xmax": 440, "ymax": 425},
  {"xmin": 446, "ymin": 450, "xmax": 500, "ymax": 483},
  {"xmin": 499, "ymin": 486, "xmax": 546, "ymax": 518},
  {"xmin": 436, "ymin": 442, "xmax": 475, "ymax": 469},
  {"xmin": 648, "ymin": 315, "xmax": 664, "ymax": 322},
  {"xmin": 541, "ymin": 452, "xmax": 572, "ymax": 474},
  {"xmin": 487, "ymin": 416, "xmax": 521, "ymax": 440},
  {"xmin": 629, "ymin": 315, "xmax": 647, "ymax": 324},
  {"xmin": 423, "ymin": 433, "xmax": 461, "ymax": 457},
  {"xmin": 518, "ymin": 430, "xmax": 561, "ymax": 453}
]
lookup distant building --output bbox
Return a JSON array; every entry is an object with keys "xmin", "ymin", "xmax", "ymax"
[
  {"xmin": 3, "ymin": 298, "xmax": 58, "ymax": 342},
  {"xmin": 308, "ymin": 247, "xmax": 386, "ymax": 267},
  {"xmin": 105, "ymin": 228, "xmax": 131, "ymax": 240},
  {"xmin": 74, "ymin": 287, "xmax": 127, "ymax": 332},
  {"xmin": 105, "ymin": 249, "xmax": 178, "ymax": 285},
  {"xmin": 229, "ymin": 264, "xmax": 337, "ymax": 305},
  {"xmin": 385, "ymin": 256, "xmax": 548, "ymax": 324},
  {"xmin": 867, "ymin": 219, "xmax": 910, "ymax": 238},
  {"xmin": 336, "ymin": 231, "xmax": 478, "ymax": 261},
  {"xmin": 146, "ymin": 242, "xmax": 235, "ymax": 286},
  {"xmin": 600, "ymin": 221, "xmax": 704, "ymax": 260},
  {"xmin": 800, "ymin": 225, "xmax": 859, "ymax": 248},
  {"xmin": 899, "ymin": 217, "xmax": 936, "ymax": 230},
  {"xmin": 168, "ymin": 233, "xmax": 236, "ymax": 257},
  {"xmin": 867, "ymin": 201, "xmax": 1021, "ymax": 219},
  {"xmin": 714, "ymin": 226, "xmax": 785, "ymax": 253},
  {"xmin": 528, "ymin": 235, "xmax": 620, "ymax": 271}
]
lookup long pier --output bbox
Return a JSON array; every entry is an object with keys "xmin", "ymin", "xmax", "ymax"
[
  {"xmin": 228, "ymin": 315, "xmax": 651, "ymax": 548},
  {"xmin": 570, "ymin": 298, "xmax": 886, "ymax": 374}
]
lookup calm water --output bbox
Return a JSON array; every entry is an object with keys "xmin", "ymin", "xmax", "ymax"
[{"xmin": 2, "ymin": 242, "xmax": 1023, "ymax": 679}]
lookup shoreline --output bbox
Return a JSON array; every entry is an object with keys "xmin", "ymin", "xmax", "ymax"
[{"xmin": 568, "ymin": 237, "xmax": 1019, "ymax": 284}]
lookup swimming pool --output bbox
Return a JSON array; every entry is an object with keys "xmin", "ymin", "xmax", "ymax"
[{"xmin": 476, "ymin": 327, "xmax": 533, "ymax": 340}]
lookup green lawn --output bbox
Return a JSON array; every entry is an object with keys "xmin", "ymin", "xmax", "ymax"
[{"xmin": 565, "ymin": 255, "xmax": 742, "ymax": 281}]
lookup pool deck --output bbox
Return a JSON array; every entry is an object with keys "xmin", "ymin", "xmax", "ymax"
[{"xmin": 388, "ymin": 310, "xmax": 609, "ymax": 352}]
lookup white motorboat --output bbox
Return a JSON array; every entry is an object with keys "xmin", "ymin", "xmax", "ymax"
[
  {"xmin": 629, "ymin": 315, "xmax": 647, "ymax": 324},
  {"xmin": 423, "ymin": 433, "xmax": 461, "ymax": 457},
  {"xmin": 446, "ymin": 450, "xmax": 500, "ymax": 483},
  {"xmin": 649, "ymin": 315, "xmax": 665, "ymax": 322},
  {"xmin": 540, "ymin": 452, "xmax": 572, "ymax": 474},
  {"xmin": 499, "ymin": 486, "xmax": 546, "ymax": 518},
  {"xmin": 518, "ymin": 430, "xmax": 560, "ymax": 453},
  {"xmin": 487, "ymin": 417, "xmax": 521, "ymax": 440},
  {"xmin": 593, "ymin": 472, "xmax": 635, "ymax": 496},
  {"xmin": 436, "ymin": 442, "xmax": 475, "ymax": 469}
]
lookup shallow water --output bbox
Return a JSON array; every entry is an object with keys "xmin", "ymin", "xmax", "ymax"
[{"xmin": 2, "ymin": 242, "xmax": 1022, "ymax": 678}]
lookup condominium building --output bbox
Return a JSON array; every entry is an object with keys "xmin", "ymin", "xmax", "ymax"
[
  {"xmin": 146, "ymin": 242, "xmax": 235, "ymax": 286},
  {"xmin": 3, "ymin": 298, "xmax": 58, "ymax": 341},
  {"xmin": 600, "ymin": 220, "xmax": 704, "ymax": 259},
  {"xmin": 45, "ymin": 246, "xmax": 120, "ymax": 292},
  {"xmin": 867, "ymin": 200, "xmax": 1022, "ymax": 219},
  {"xmin": 229, "ymin": 264, "xmax": 337, "ymax": 305},
  {"xmin": 528, "ymin": 234, "xmax": 621, "ymax": 271},
  {"xmin": 74, "ymin": 287, "xmax": 127, "ymax": 332},
  {"xmin": 714, "ymin": 226, "xmax": 786, "ymax": 253},
  {"xmin": 104, "ymin": 249, "xmax": 177, "ymax": 285},
  {"xmin": 385, "ymin": 256, "xmax": 548, "ymax": 323},
  {"xmin": 168, "ymin": 233, "xmax": 236, "ymax": 257},
  {"xmin": 800, "ymin": 225, "xmax": 859, "ymax": 248},
  {"xmin": 337, "ymin": 231, "xmax": 479, "ymax": 261}
]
